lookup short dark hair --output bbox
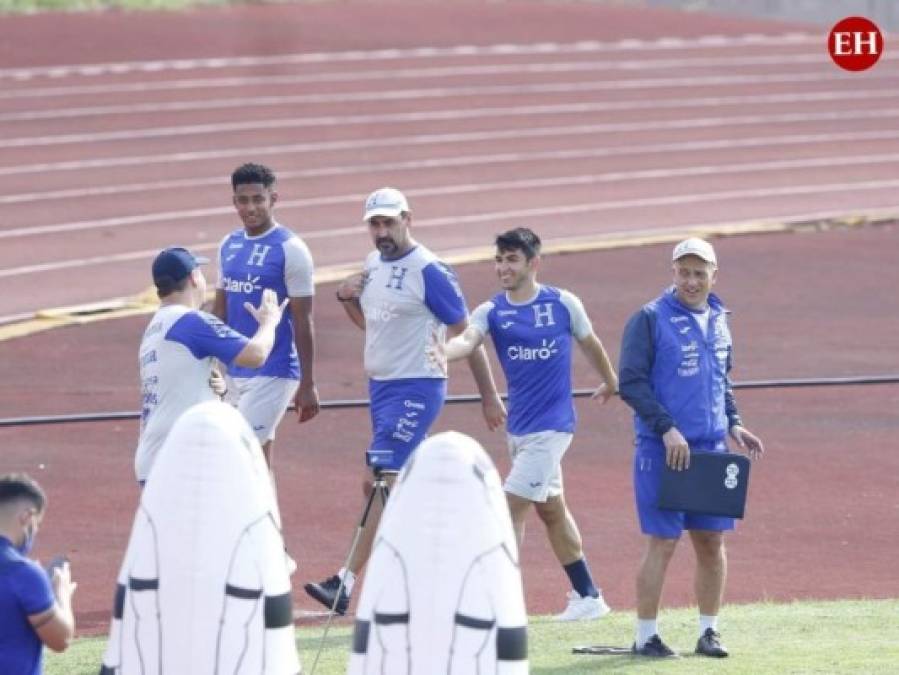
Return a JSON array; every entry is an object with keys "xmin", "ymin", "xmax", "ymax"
[
  {"xmin": 155, "ymin": 275, "xmax": 189, "ymax": 299},
  {"xmin": 231, "ymin": 162, "xmax": 276, "ymax": 190},
  {"xmin": 495, "ymin": 227, "xmax": 541, "ymax": 260},
  {"xmin": 0, "ymin": 473, "xmax": 46, "ymax": 512}
]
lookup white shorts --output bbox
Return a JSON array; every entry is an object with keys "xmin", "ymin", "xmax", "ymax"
[
  {"xmin": 229, "ymin": 376, "xmax": 298, "ymax": 443},
  {"xmin": 504, "ymin": 430, "xmax": 573, "ymax": 502}
]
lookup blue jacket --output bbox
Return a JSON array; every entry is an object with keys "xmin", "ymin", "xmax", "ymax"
[{"xmin": 618, "ymin": 287, "xmax": 742, "ymax": 451}]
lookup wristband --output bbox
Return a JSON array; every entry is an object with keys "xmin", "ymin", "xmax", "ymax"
[{"xmin": 336, "ymin": 291, "xmax": 354, "ymax": 303}]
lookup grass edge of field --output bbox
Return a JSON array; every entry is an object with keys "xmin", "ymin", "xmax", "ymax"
[{"xmin": 46, "ymin": 597, "xmax": 899, "ymax": 674}]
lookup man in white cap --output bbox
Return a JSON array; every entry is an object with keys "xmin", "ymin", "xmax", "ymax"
[
  {"xmin": 304, "ymin": 187, "xmax": 506, "ymax": 615},
  {"xmin": 618, "ymin": 238, "xmax": 764, "ymax": 658}
]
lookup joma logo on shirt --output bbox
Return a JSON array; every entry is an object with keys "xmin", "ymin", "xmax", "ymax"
[{"xmin": 221, "ymin": 275, "xmax": 261, "ymax": 294}]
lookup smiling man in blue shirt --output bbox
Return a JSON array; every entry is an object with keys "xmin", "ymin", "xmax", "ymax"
[
  {"xmin": 441, "ymin": 227, "xmax": 619, "ymax": 622},
  {"xmin": 618, "ymin": 238, "xmax": 765, "ymax": 659}
]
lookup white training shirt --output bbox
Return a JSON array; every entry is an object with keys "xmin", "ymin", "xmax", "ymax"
[
  {"xmin": 135, "ymin": 305, "xmax": 248, "ymax": 481},
  {"xmin": 360, "ymin": 245, "xmax": 468, "ymax": 380}
]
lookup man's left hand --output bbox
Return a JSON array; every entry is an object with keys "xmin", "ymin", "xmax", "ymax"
[
  {"xmin": 589, "ymin": 382, "xmax": 616, "ymax": 404},
  {"xmin": 481, "ymin": 394, "xmax": 507, "ymax": 431},
  {"xmin": 295, "ymin": 382, "xmax": 320, "ymax": 423},
  {"xmin": 209, "ymin": 370, "xmax": 227, "ymax": 398},
  {"xmin": 730, "ymin": 425, "xmax": 764, "ymax": 460}
]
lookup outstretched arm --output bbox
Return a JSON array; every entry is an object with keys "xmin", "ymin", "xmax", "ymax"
[
  {"xmin": 232, "ymin": 289, "xmax": 289, "ymax": 368},
  {"xmin": 445, "ymin": 325, "xmax": 485, "ymax": 362},
  {"xmin": 448, "ymin": 320, "xmax": 506, "ymax": 431}
]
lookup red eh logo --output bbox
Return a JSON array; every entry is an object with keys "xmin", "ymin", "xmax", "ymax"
[{"xmin": 828, "ymin": 16, "xmax": 883, "ymax": 71}]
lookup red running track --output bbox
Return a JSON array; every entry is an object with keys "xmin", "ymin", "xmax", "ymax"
[
  {"xmin": 2, "ymin": 226, "xmax": 899, "ymax": 634},
  {"xmin": 0, "ymin": 2, "xmax": 897, "ymax": 636}
]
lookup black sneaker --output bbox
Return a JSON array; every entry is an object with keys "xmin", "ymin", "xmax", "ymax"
[
  {"xmin": 304, "ymin": 575, "xmax": 350, "ymax": 615},
  {"xmin": 632, "ymin": 634, "xmax": 677, "ymax": 658},
  {"xmin": 695, "ymin": 628, "xmax": 728, "ymax": 658}
]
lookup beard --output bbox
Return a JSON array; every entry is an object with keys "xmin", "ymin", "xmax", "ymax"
[{"xmin": 376, "ymin": 237, "xmax": 399, "ymax": 257}]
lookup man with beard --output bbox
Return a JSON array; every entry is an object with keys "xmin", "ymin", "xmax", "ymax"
[{"xmin": 304, "ymin": 188, "xmax": 506, "ymax": 615}]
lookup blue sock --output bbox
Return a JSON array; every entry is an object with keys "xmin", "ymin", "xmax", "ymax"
[{"xmin": 563, "ymin": 558, "xmax": 599, "ymax": 598}]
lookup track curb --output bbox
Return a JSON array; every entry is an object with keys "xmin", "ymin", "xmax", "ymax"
[{"xmin": 1, "ymin": 211, "xmax": 893, "ymax": 343}]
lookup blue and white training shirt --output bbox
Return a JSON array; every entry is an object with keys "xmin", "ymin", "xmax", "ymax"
[
  {"xmin": 216, "ymin": 223, "xmax": 314, "ymax": 380},
  {"xmin": 361, "ymin": 244, "xmax": 467, "ymax": 380},
  {"xmin": 136, "ymin": 305, "xmax": 248, "ymax": 481},
  {"xmin": 470, "ymin": 285, "xmax": 592, "ymax": 436}
]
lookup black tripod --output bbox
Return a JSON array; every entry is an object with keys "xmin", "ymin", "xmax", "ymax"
[{"xmin": 309, "ymin": 467, "xmax": 396, "ymax": 674}]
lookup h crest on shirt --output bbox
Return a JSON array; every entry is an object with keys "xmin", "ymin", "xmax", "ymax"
[
  {"xmin": 532, "ymin": 303, "xmax": 555, "ymax": 327},
  {"xmin": 247, "ymin": 244, "xmax": 271, "ymax": 267},
  {"xmin": 386, "ymin": 266, "xmax": 409, "ymax": 290}
]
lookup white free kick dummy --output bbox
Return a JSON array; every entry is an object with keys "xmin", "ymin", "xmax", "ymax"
[
  {"xmin": 349, "ymin": 431, "xmax": 528, "ymax": 674},
  {"xmin": 100, "ymin": 400, "xmax": 300, "ymax": 675}
]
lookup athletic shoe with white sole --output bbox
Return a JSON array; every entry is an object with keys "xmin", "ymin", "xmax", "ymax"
[
  {"xmin": 554, "ymin": 590, "xmax": 612, "ymax": 621},
  {"xmin": 695, "ymin": 628, "xmax": 729, "ymax": 658}
]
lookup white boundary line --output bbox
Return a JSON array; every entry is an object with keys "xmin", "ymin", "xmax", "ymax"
[
  {"xmin": 6, "ymin": 124, "xmax": 899, "ymax": 179},
  {"xmin": 3, "ymin": 104, "xmax": 898, "ymax": 150},
  {"xmin": 0, "ymin": 34, "xmax": 817, "ymax": 81},
  {"xmin": 1, "ymin": 83, "xmax": 894, "ymax": 124},
  {"xmin": 3, "ymin": 178, "xmax": 899, "ymax": 277},
  {"xmin": 2, "ymin": 51, "xmax": 884, "ymax": 101},
  {"xmin": 0, "ymin": 139, "xmax": 899, "ymax": 207}
]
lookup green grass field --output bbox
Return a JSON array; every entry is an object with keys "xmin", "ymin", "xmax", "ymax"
[{"xmin": 46, "ymin": 598, "xmax": 899, "ymax": 674}]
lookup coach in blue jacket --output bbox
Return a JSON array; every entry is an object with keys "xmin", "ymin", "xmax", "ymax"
[{"xmin": 618, "ymin": 238, "xmax": 764, "ymax": 659}]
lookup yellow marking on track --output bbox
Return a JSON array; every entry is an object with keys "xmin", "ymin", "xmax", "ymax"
[{"xmin": 0, "ymin": 212, "xmax": 893, "ymax": 343}]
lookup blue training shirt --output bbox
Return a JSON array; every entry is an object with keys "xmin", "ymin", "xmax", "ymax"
[
  {"xmin": 618, "ymin": 287, "xmax": 743, "ymax": 452},
  {"xmin": 470, "ymin": 285, "xmax": 592, "ymax": 436},
  {"xmin": 217, "ymin": 223, "xmax": 315, "ymax": 380},
  {"xmin": 0, "ymin": 536, "xmax": 55, "ymax": 675}
]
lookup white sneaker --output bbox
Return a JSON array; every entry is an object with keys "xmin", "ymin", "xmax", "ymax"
[{"xmin": 554, "ymin": 590, "xmax": 611, "ymax": 621}]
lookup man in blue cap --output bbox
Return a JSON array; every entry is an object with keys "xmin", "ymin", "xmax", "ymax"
[{"xmin": 135, "ymin": 246, "xmax": 287, "ymax": 484}]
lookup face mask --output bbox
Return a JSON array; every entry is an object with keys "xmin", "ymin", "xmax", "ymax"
[{"xmin": 16, "ymin": 518, "xmax": 36, "ymax": 556}]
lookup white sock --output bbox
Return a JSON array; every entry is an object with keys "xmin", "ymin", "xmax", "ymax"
[
  {"xmin": 699, "ymin": 614, "xmax": 718, "ymax": 635},
  {"xmin": 636, "ymin": 619, "xmax": 658, "ymax": 648},
  {"xmin": 337, "ymin": 567, "xmax": 356, "ymax": 595}
]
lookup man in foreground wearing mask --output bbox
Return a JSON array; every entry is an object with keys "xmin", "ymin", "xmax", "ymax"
[{"xmin": 0, "ymin": 473, "xmax": 77, "ymax": 675}]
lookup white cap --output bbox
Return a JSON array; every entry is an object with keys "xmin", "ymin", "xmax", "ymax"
[
  {"xmin": 672, "ymin": 237, "xmax": 717, "ymax": 265},
  {"xmin": 363, "ymin": 187, "xmax": 409, "ymax": 221}
]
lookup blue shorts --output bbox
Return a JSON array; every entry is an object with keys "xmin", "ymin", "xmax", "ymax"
[
  {"xmin": 367, "ymin": 378, "xmax": 446, "ymax": 471},
  {"xmin": 634, "ymin": 440, "xmax": 735, "ymax": 539}
]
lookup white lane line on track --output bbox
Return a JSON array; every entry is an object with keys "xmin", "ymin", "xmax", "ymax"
[
  {"xmin": 4, "ymin": 179, "xmax": 899, "ymax": 277},
  {"xmin": 6, "ymin": 143, "xmax": 899, "ymax": 207},
  {"xmin": 1, "ymin": 83, "xmax": 893, "ymax": 124},
  {"xmin": 0, "ymin": 34, "xmax": 816, "ymax": 81},
  {"xmin": 6, "ymin": 124, "xmax": 899, "ymax": 179},
  {"xmin": 0, "ymin": 169, "xmax": 899, "ymax": 251},
  {"xmin": 3, "ymin": 102, "xmax": 898, "ymax": 150},
  {"xmin": 0, "ymin": 52, "xmax": 881, "ymax": 101}
]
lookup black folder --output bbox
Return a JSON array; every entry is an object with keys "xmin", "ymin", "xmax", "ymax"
[{"xmin": 657, "ymin": 451, "xmax": 751, "ymax": 519}]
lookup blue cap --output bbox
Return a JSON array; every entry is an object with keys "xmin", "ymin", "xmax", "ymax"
[{"xmin": 152, "ymin": 247, "xmax": 209, "ymax": 287}]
